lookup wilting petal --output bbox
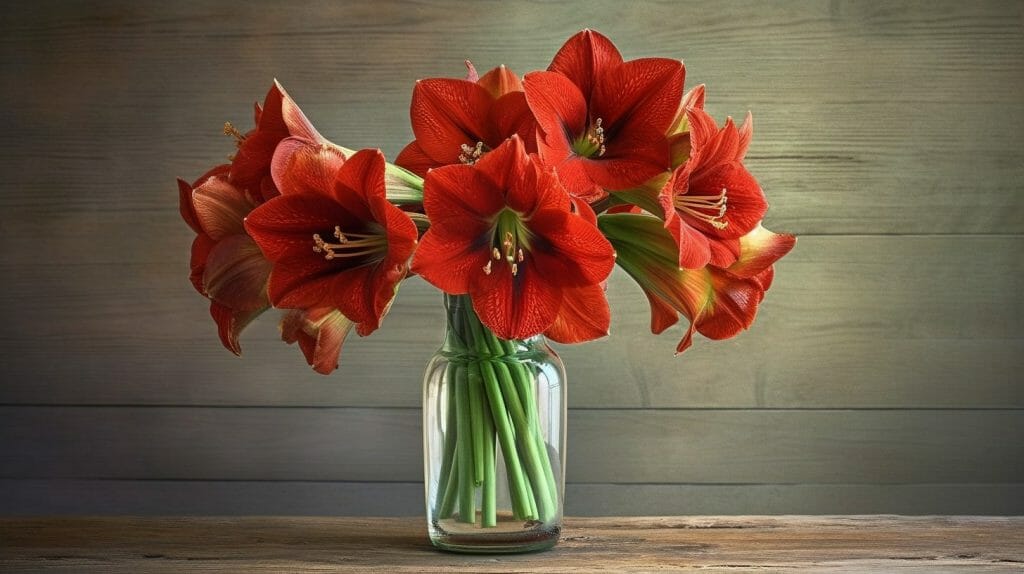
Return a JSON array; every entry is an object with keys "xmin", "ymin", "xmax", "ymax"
[
  {"xmin": 191, "ymin": 176, "xmax": 258, "ymax": 241},
  {"xmin": 544, "ymin": 283, "xmax": 610, "ymax": 343},
  {"xmin": 210, "ymin": 300, "xmax": 267, "ymax": 356},
  {"xmin": 281, "ymin": 307, "xmax": 355, "ymax": 375},
  {"xmin": 202, "ymin": 235, "xmax": 272, "ymax": 311},
  {"xmin": 179, "ymin": 179, "xmax": 203, "ymax": 233},
  {"xmin": 189, "ymin": 234, "xmax": 216, "ymax": 295}
]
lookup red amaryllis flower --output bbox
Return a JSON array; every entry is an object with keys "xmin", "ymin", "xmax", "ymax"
[
  {"xmin": 178, "ymin": 166, "xmax": 272, "ymax": 355},
  {"xmin": 658, "ymin": 107, "xmax": 767, "ymax": 269},
  {"xmin": 280, "ymin": 307, "xmax": 354, "ymax": 375},
  {"xmin": 244, "ymin": 146, "xmax": 418, "ymax": 335},
  {"xmin": 227, "ymin": 80, "xmax": 324, "ymax": 202},
  {"xmin": 412, "ymin": 136, "xmax": 616, "ymax": 341},
  {"xmin": 395, "ymin": 62, "xmax": 537, "ymax": 177},
  {"xmin": 523, "ymin": 29, "xmax": 684, "ymax": 203},
  {"xmin": 599, "ymin": 213, "xmax": 795, "ymax": 354}
]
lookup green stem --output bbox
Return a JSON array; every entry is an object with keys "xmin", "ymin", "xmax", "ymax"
[
  {"xmin": 468, "ymin": 366, "xmax": 485, "ymax": 486},
  {"xmin": 439, "ymin": 449, "xmax": 459, "ymax": 518},
  {"xmin": 455, "ymin": 371, "xmax": 475, "ymax": 523},
  {"xmin": 492, "ymin": 360, "xmax": 555, "ymax": 523},
  {"xmin": 478, "ymin": 361, "xmax": 534, "ymax": 520},
  {"xmin": 481, "ymin": 387, "xmax": 497, "ymax": 527},
  {"xmin": 433, "ymin": 363, "xmax": 459, "ymax": 517}
]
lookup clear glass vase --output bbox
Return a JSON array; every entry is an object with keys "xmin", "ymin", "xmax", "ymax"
[{"xmin": 422, "ymin": 294, "xmax": 566, "ymax": 553}]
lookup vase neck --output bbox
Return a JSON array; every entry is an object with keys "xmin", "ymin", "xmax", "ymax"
[{"xmin": 442, "ymin": 294, "xmax": 545, "ymax": 357}]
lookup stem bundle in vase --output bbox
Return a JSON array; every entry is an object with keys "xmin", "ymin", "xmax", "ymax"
[{"xmin": 434, "ymin": 296, "xmax": 559, "ymax": 527}]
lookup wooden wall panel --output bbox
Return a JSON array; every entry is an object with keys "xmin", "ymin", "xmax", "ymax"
[
  {"xmin": 2, "ymin": 407, "xmax": 1021, "ymax": 483},
  {"xmin": 0, "ymin": 0, "xmax": 1021, "ymax": 515}
]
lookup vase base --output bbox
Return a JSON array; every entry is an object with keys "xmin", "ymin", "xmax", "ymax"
[{"xmin": 428, "ymin": 517, "xmax": 560, "ymax": 554}]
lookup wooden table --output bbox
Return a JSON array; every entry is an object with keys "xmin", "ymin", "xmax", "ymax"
[{"xmin": 1, "ymin": 516, "xmax": 1022, "ymax": 572}]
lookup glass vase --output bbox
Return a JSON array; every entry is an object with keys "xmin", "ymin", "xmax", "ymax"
[{"xmin": 422, "ymin": 294, "xmax": 566, "ymax": 553}]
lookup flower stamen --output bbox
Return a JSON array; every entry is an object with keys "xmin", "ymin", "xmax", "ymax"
[
  {"xmin": 223, "ymin": 122, "xmax": 246, "ymax": 148},
  {"xmin": 572, "ymin": 117, "xmax": 607, "ymax": 158},
  {"xmin": 313, "ymin": 226, "xmax": 388, "ymax": 260},
  {"xmin": 459, "ymin": 141, "xmax": 485, "ymax": 165},
  {"xmin": 674, "ymin": 187, "xmax": 729, "ymax": 229}
]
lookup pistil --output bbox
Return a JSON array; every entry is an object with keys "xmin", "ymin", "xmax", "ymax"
[
  {"xmin": 674, "ymin": 187, "xmax": 729, "ymax": 229},
  {"xmin": 313, "ymin": 226, "xmax": 388, "ymax": 261}
]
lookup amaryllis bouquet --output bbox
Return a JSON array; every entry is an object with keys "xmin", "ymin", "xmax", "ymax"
[{"xmin": 179, "ymin": 30, "xmax": 794, "ymax": 553}]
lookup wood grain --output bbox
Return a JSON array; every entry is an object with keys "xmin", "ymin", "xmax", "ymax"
[
  {"xmin": 2, "ymin": 237, "xmax": 1021, "ymax": 408},
  {"xmin": 1, "ymin": 516, "xmax": 1022, "ymax": 573},
  {"xmin": 2, "ymin": 407, "xmax": 1021, "ymax": 483},
  {"xmin": 4, "ymin": 480, "xmax": 1024, "ymax": 516},
  {"xmin": 1, "ymin": 1, "xmax": 1022, "ymax": 234}
]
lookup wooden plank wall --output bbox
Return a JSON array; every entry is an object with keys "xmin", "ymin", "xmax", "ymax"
[{"xmin": 1, "ymin": 1, "xmax": 1022, "ymax": 515}]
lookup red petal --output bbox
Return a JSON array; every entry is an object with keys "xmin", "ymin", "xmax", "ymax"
[
  {"xmin": 395, "ymin": 140, "xmax": 436, "ymax": 178},
  {"xmin": 736, "ymin": 112, "xmax": 753, "ymax": 160},
  {"xmin": 411, "ymin": 226, "xmax": 487, "ymax": 295},
  {"xmin": 178, "ymin": 179, "xmax": 202, "ymax": 233},
  {"xmin": 281, "ymin": 307, "xmax": 355, "ymax": 375},
  {"xmin": 708, "ymin": 237, "xmax": 741, "ymax": 268},
  {"xmin": 272, "ymin": 80, "xmax": 324, "ymax": 142},
  {"xmin": 210, "ymin": 300, "xmax": 267, "ymax": 357},
  {"xmin": 685, "ymin": 107, "xmax": 719, "ymax": 152},
  {"xmin": 478, "ymin": 65, "xmax": 523, "ymax": 98},
  {"xmin": 202, "ymin": 235, "xmax": 272, "ymax": 311},
  {"xmin": 530, "ymin": 209, "xmax": 616, "ymax": 287},
  {"xmin": 422, "ymin": 164, "xmax": 503, "ymax": 223},
  {"xmin": 271, "ymin": 137, "xmax": 347, "ymax": 197},
  {"xmin": 726, "ymin": 225, "xmax": 797, "ymax": 279},
  {"xmin": 244, "ymin": 193, "xmax": 359, "ymax": 262},
  {"xmin": 470, "ymin": 257, "xmax": 564, "ymax": 340},
  {"xmin": 682, "ymin": 84, "xmax": 706, "ymax": 111},
  {"xmin": 489, "ymin": 92, "xmax": 538, "ymax": 152},
  {"xmin": 189, "ymin": 234, "xmax": 216, "ymax": 295},
  {"xmin": 191, "ymin": 176, "xmax": 256, "ymax": 241},
  {"xmin": 592, "ymin": 57, "xmax": 684, "ymax": 135},
  {"xmin": 548, "ymin": 29, "xmax": 623, "ymax": 101},
  {"xmin": 333, "ymin": 148, "xmax": 387, "ymax": 208},
  {"xmin": 694, "ymin": 270, "xmax": 763, "ymax": 340},
  {"xmin": 582, "ymin": 124, "xmax": 671, "ymax": 190},
  {"xmin": 474, "ymin": 136, "xmax": 528, "ymax": 199},
  {"xmin": 548, "ymin": 156, "xmax": 605, "ymax": 202},
  {"xmin": 646, "ymin": 289, "xmax": 680, "ymax": 335},
  {"xmin": 410, "ymin": 79, "xmax": 495, "ymax": 164},
  {"xmin": 270, "ymin": 258, "xmax": 376, "ymax": 324},
  {"xmin": 664, "ymin": 215, "xmax": 713, "ymax": 269},
  {"xmin": 523, "ymin": 71, "xmax": 588, "ymax": 147},
  {"xmin": 544, "ymin": 284, "xmax": 610, "ymax": 343}
]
